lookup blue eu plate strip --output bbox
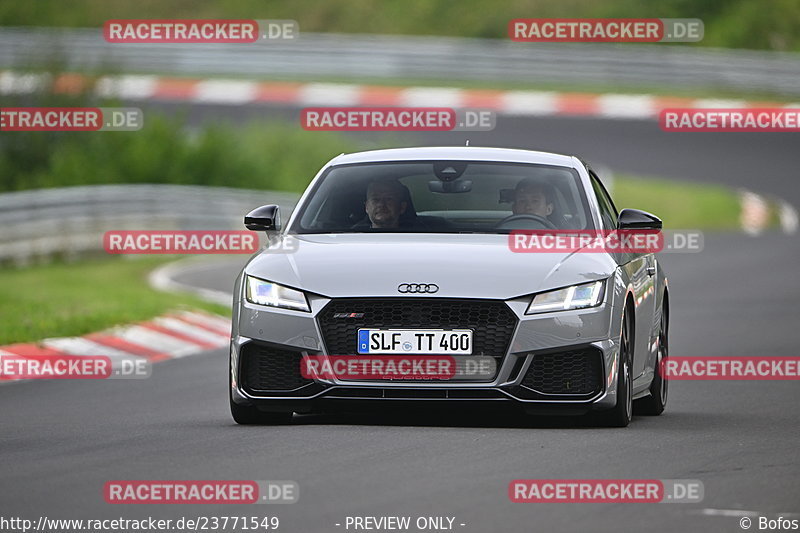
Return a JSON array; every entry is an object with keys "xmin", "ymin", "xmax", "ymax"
[{"xmin": 357, "ymin": 329, "xmax": 370, "ymax": 354}]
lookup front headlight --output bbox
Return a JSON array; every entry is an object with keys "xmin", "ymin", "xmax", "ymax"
[
  {"xmin": 526, "ymin": 280, "xmax": 605, "ymax": 315},
  {"xmin": 245, "ymin": 275, "xmax": 310, "ymax": 312}
]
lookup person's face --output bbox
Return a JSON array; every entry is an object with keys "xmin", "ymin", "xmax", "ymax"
[
  {"xmin": 512, "ymin": 186, "xmax": 553, "ymax": 217},
  {"xmin": 365, "ymin": 183, "xmax": 407, "ymax": 228}
]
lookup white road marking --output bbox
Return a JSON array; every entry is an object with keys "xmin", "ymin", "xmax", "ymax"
[
  {"xmin": 694, "ymin": 509, "xmax": 800, "ymax": 518},
  {"xmin": 299, "ymin": 83, "xmax": 362, "ymax": 106},
  {"xmin": 111, "ymin": 325, "xmax": 203, "ymax": 358},
  {"xmin": 42, "ymin": 337, "xmax": 136, "ymax": 360},
  {"xmin": 401, "ymin": 87, "xmax": 463, "ymax": 108},
  {"xmin": 193, "ymin": 79, "xmax": 257, "ymax": 104},
  {"xmin": 95, "ymin": 75, "xmax": 157, "ymax": 99},
  {"xmin": 0, "ymin": 71, "xmax": 49, "ymax": 95},
  {"xmin": 739, "ymin": 190, "xmax": 771, "ymax": 235},
  {"xmin": 501, "ymin": 91, "xmax": 557, "ymax": 116},
  {"xmin": 598, "ymin": 94, "xmax": 656, "ymax": 118},
  {"xmin": 153, "ymin": 317, "xmax": 228, "ymax": 346},
  {"xmin": 42, "ymin": 337, "xmax": 145, "ymax": 371},
  {"xmin": 177, "ymin": 310, "xmax": 231, "ymax": 333},
  {"xmin": 778, "ymin": 200, "xmax": 798, "ymax": 234}
]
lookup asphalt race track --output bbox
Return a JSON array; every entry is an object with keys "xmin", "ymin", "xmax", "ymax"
[{"xmin": 2, "ymin": 105, "xmax": 799, "ymax": 532}]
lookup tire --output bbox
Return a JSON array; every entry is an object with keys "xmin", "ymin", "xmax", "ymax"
[
  {"xmin": 595, "ymin": 306, "xmax": 634, "ymax": 428},
  {"xmin": 230, "ymin": 396, "xmax": 293, "ymax": 425},
  {"xmin": 635, "ymin": 302, "xmax": 668, "ymax": 416}
]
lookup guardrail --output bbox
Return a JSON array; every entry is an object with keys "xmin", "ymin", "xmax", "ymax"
[
  {"xmin": 1, "ymin": 27, "xmax": 800, "ymax": 96},
  {"xmin": 0, "ymin": 185, "xmax": 298, "ymax": 265}
]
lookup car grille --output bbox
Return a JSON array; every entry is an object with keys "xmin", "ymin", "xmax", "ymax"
[
  {"xmin": 521, "ymin": 348, "xmax": 604, "ymax": 396},
  {"xmin": 240, "ymin": 342, "xmax": 314, "ymax": 392},
  {"xmin": 317, "ymin": 298, "xmax": 517, "ymax": 380}
]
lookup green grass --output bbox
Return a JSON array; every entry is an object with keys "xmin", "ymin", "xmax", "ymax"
[
  {"xmin": 0, "ymin": 256, "xmax": 230, "ymax": 345},
  {"xmin": 613, "ymin": 174, "xmax": 742, "ymax": 229},
  {"xmin": 1, "ymin": 0, "xmax": 799, "ymax": 51}
]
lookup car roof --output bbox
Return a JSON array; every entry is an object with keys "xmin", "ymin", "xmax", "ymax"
[{"xmin": 329, "ymin": 146, "xmax": 580, "ymax": 168}]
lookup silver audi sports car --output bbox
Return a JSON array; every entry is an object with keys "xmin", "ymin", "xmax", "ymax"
[{"xmin": 230, "ymin": 146, "xmax": 669, "ymax": 427}]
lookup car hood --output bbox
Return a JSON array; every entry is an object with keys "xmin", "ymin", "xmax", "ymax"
[{"xmin": 245, "ymin": 233, "xmax": 616, "ymax": 300}]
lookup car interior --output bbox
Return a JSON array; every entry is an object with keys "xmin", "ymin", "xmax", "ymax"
[{"xmin": 296, "ymin": 162, "xmax": 591, "ymax": 233}]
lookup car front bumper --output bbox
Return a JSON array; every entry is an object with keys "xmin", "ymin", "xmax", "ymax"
[{"xmin": 231, "ymin": 290, "xmax": 624, "ymax": 415}]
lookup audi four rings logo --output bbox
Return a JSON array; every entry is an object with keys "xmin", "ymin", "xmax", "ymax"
[{"xmin": 398, "ymin": 283, "xmax": 439, "ymax": 293}]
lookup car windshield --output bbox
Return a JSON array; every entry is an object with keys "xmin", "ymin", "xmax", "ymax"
[{"xmin": 291, "ymin": 160, "xmax": 595, "ymax": 234}]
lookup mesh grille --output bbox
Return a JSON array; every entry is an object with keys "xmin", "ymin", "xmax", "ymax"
[
  {"xmin": 317, "ymin": 298, "xmax": 517, "ymax": 379},
  {"xmin": 522, "ymin": 349, "xmax": 603, "ymax": 395},
  {"xmin": 240, "ymin": 342, "xmax": 313, "ymax": 392}
]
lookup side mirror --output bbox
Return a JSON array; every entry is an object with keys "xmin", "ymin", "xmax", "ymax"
[
  {"xmin": 617, "ymin": 208, "xmax": 662, "ymax": 230},
  {"xmin": 245, "ymin": 205, "xmax": 281, "ymax": 231}
]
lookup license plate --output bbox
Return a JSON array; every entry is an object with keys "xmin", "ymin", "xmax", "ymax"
[{"xmin": 357, "ymin": 329, "xmax": 473, "ymax": 355}]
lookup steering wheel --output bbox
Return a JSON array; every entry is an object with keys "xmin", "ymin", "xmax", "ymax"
[{"xmin": 495, "ymin": 213, "xmax": 557, "ymax": 230}]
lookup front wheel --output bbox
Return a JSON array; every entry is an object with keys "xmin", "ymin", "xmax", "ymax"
[
  {"xmin": 595, "ymin": 308, "xmax": 633, "ymax": 427},
  {"xmin": 635, "ymin": 303, "xmax": 668, "ymax": 416}
]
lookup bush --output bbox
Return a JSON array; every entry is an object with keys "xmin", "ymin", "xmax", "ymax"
[{"xmin": 0, "ymin": 95, "xmax": 359, "ymax": 193}]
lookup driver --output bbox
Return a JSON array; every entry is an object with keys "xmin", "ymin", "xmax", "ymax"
[
  {"xmin": 364, "ymin": 179, "xmax": 409, "ymax": 229},
  {"xmin": 512, "ymin": 177, "xmax": 554, "ymax": 218}
]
